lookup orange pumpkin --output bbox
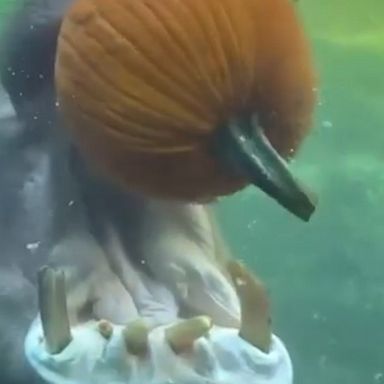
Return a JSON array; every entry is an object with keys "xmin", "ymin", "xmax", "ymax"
[{"xmin": 55, "ymin": 0, "xmax": 317, "ymax": 221}]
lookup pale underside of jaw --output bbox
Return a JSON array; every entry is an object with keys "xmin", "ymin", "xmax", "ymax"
[{"xmin": 24, "ymin": 266, "xmax": 293, "ymax": 384}]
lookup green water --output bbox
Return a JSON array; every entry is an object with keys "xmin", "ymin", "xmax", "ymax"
[
  {"xmin": 217, "ymin": 1, "xmax": 384, "ymax": 383},
  {"xmin": 0, "ymin": 0, "xmax": 383, "ymax": 383},
  {"xmin": 0, "ymin": 0, "xmax": 14, "ymax": 15}
]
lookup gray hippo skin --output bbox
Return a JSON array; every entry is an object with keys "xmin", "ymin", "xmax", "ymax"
[{"xmin": 0, "ymin": 2, "xmax": 292, "ymax": 383}]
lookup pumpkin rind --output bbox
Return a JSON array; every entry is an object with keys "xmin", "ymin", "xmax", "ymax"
[{"xmin": 55, "ymin": 0, "xmax": 316, "ymax": 201}]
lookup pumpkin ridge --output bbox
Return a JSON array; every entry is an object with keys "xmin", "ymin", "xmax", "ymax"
[
  {"xmin": 217, "ymin": 0, "xmax": 248, "ymax": 107},
  {"xmin": 67, "ymin": 100, "xmax": 198, "ymax": 154},
  {"xmin": 149, "ymin": 0, "xmax": 223, "ymax": 104},
  {"xmin": 85, "ymin": 9, "xmax": 211, "ymax": 129},
  {"xmin": 171, "ymin": 0, "xmax": 225, "ymax": 105},
  {"xmin": 59, "ymin": 34, "xmax": 191, "ymax": 142},
  {"xmin": 204, "ymin": 0, "xmax": 239, "ymax": 107},
  {"xmin": 183, "ymin": 0, "xmax": 232, "ymax": 104},
  {"xmin": 59, "ymin": 75, "xmax": 199, "ymax": 153},
  {"xmin": 116, "ymin": 0, "xmax": 198, "ymax": 70},
  {"xmin": 224, "ymin": 0, "xmax": 259, "ymax": 104},
  {"xmin": 57, "ymin": 48, "xmax": 185, "ymax": 144},
  {"xmin": 61, "ymin": 27, "xmax": 210, "ymax": 135},
  {"xmin": 94, "ymin": 1, "xmax": 210, "ymax": 116},
  {"xmin": 55, "ymin": 0, "xmax": 316, "ymax": 201},
  {"xmin": 203, "ymin": 0, "xmax": 243, "ymax": 112},
  {"xmin": 116, "ymin": 0, "xmax": 208, "ymax": 99}
]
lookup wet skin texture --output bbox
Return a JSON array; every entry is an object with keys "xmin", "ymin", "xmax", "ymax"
[
  {"xmin": 0, "ymin": 2, "xmax": 238, "ymax": 383},
  {"xmin": 0, "ymin": 2, "xmax": 293, "ymax": 383},
  {"xmin": 0, "ymin": 1, "xmax": 146, "ymax": 382}
]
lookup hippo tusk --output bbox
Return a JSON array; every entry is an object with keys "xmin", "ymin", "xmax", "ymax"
[
  {"xmin": 227, "ymin": 260, "xmax": 272, "ymax": 353},
  {"xmin": 37, "ymin": 266, "xmax": 72, "ymax": 354}
]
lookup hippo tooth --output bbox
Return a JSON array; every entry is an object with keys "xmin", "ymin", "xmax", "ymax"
[
  {"xmin": 165, "ymin": 316, "xmax": 212, "ymax": 353},
  {"xmin": 37, "ymin": 266, "xmax": 72, "ymax": 354},
  {"xmin": 123, "ymin": 319, "xmax": 150, "ymax": 356},
  {"xmin": 98, "ymin": 320, "xmax": 114, "ymax": 340}
]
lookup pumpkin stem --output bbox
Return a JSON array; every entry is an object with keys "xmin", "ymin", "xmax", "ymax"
[{"xmin": 215, "ymin": 115, "xmax": 317, "ymax": 222}]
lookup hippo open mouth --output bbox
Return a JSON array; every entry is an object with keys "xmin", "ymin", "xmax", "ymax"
[{"xmin": 24, "ymin": 206, "xmax": 293, "ymax": 384}]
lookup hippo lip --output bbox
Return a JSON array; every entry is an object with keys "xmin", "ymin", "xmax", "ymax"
[
  {"xmin": 192, "ymin": 281, "xmax": 241, "ymax": 328},
  {"xmin": 214, "ymin": 114, "xmax": 317, "ymax": 222},
  {"xmin": 169, "ymin": 262, "xmax": 241, "ymax": 328}
]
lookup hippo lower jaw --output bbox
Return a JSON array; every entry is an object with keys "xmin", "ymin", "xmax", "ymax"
[{"xmin": 24, "ymin": 266, "xmax": 293, "ymax": 384}]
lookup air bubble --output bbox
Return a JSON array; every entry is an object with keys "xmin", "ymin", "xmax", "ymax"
[
  {"xmin": 26, "ymin": 242, "xmax": 40, "ymax": 252},
  {"xmin": 322, "ymin": 120, "xmax": 333, "ymax": 129}
]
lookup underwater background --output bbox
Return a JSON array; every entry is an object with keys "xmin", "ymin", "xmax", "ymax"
[
  {"xmin": 217, "ymin": 1, "xmax": 384, "ymax": 383},
  {"xmin": 0, "ymin": 0, "xmax": 383, "ymax": 383}
]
